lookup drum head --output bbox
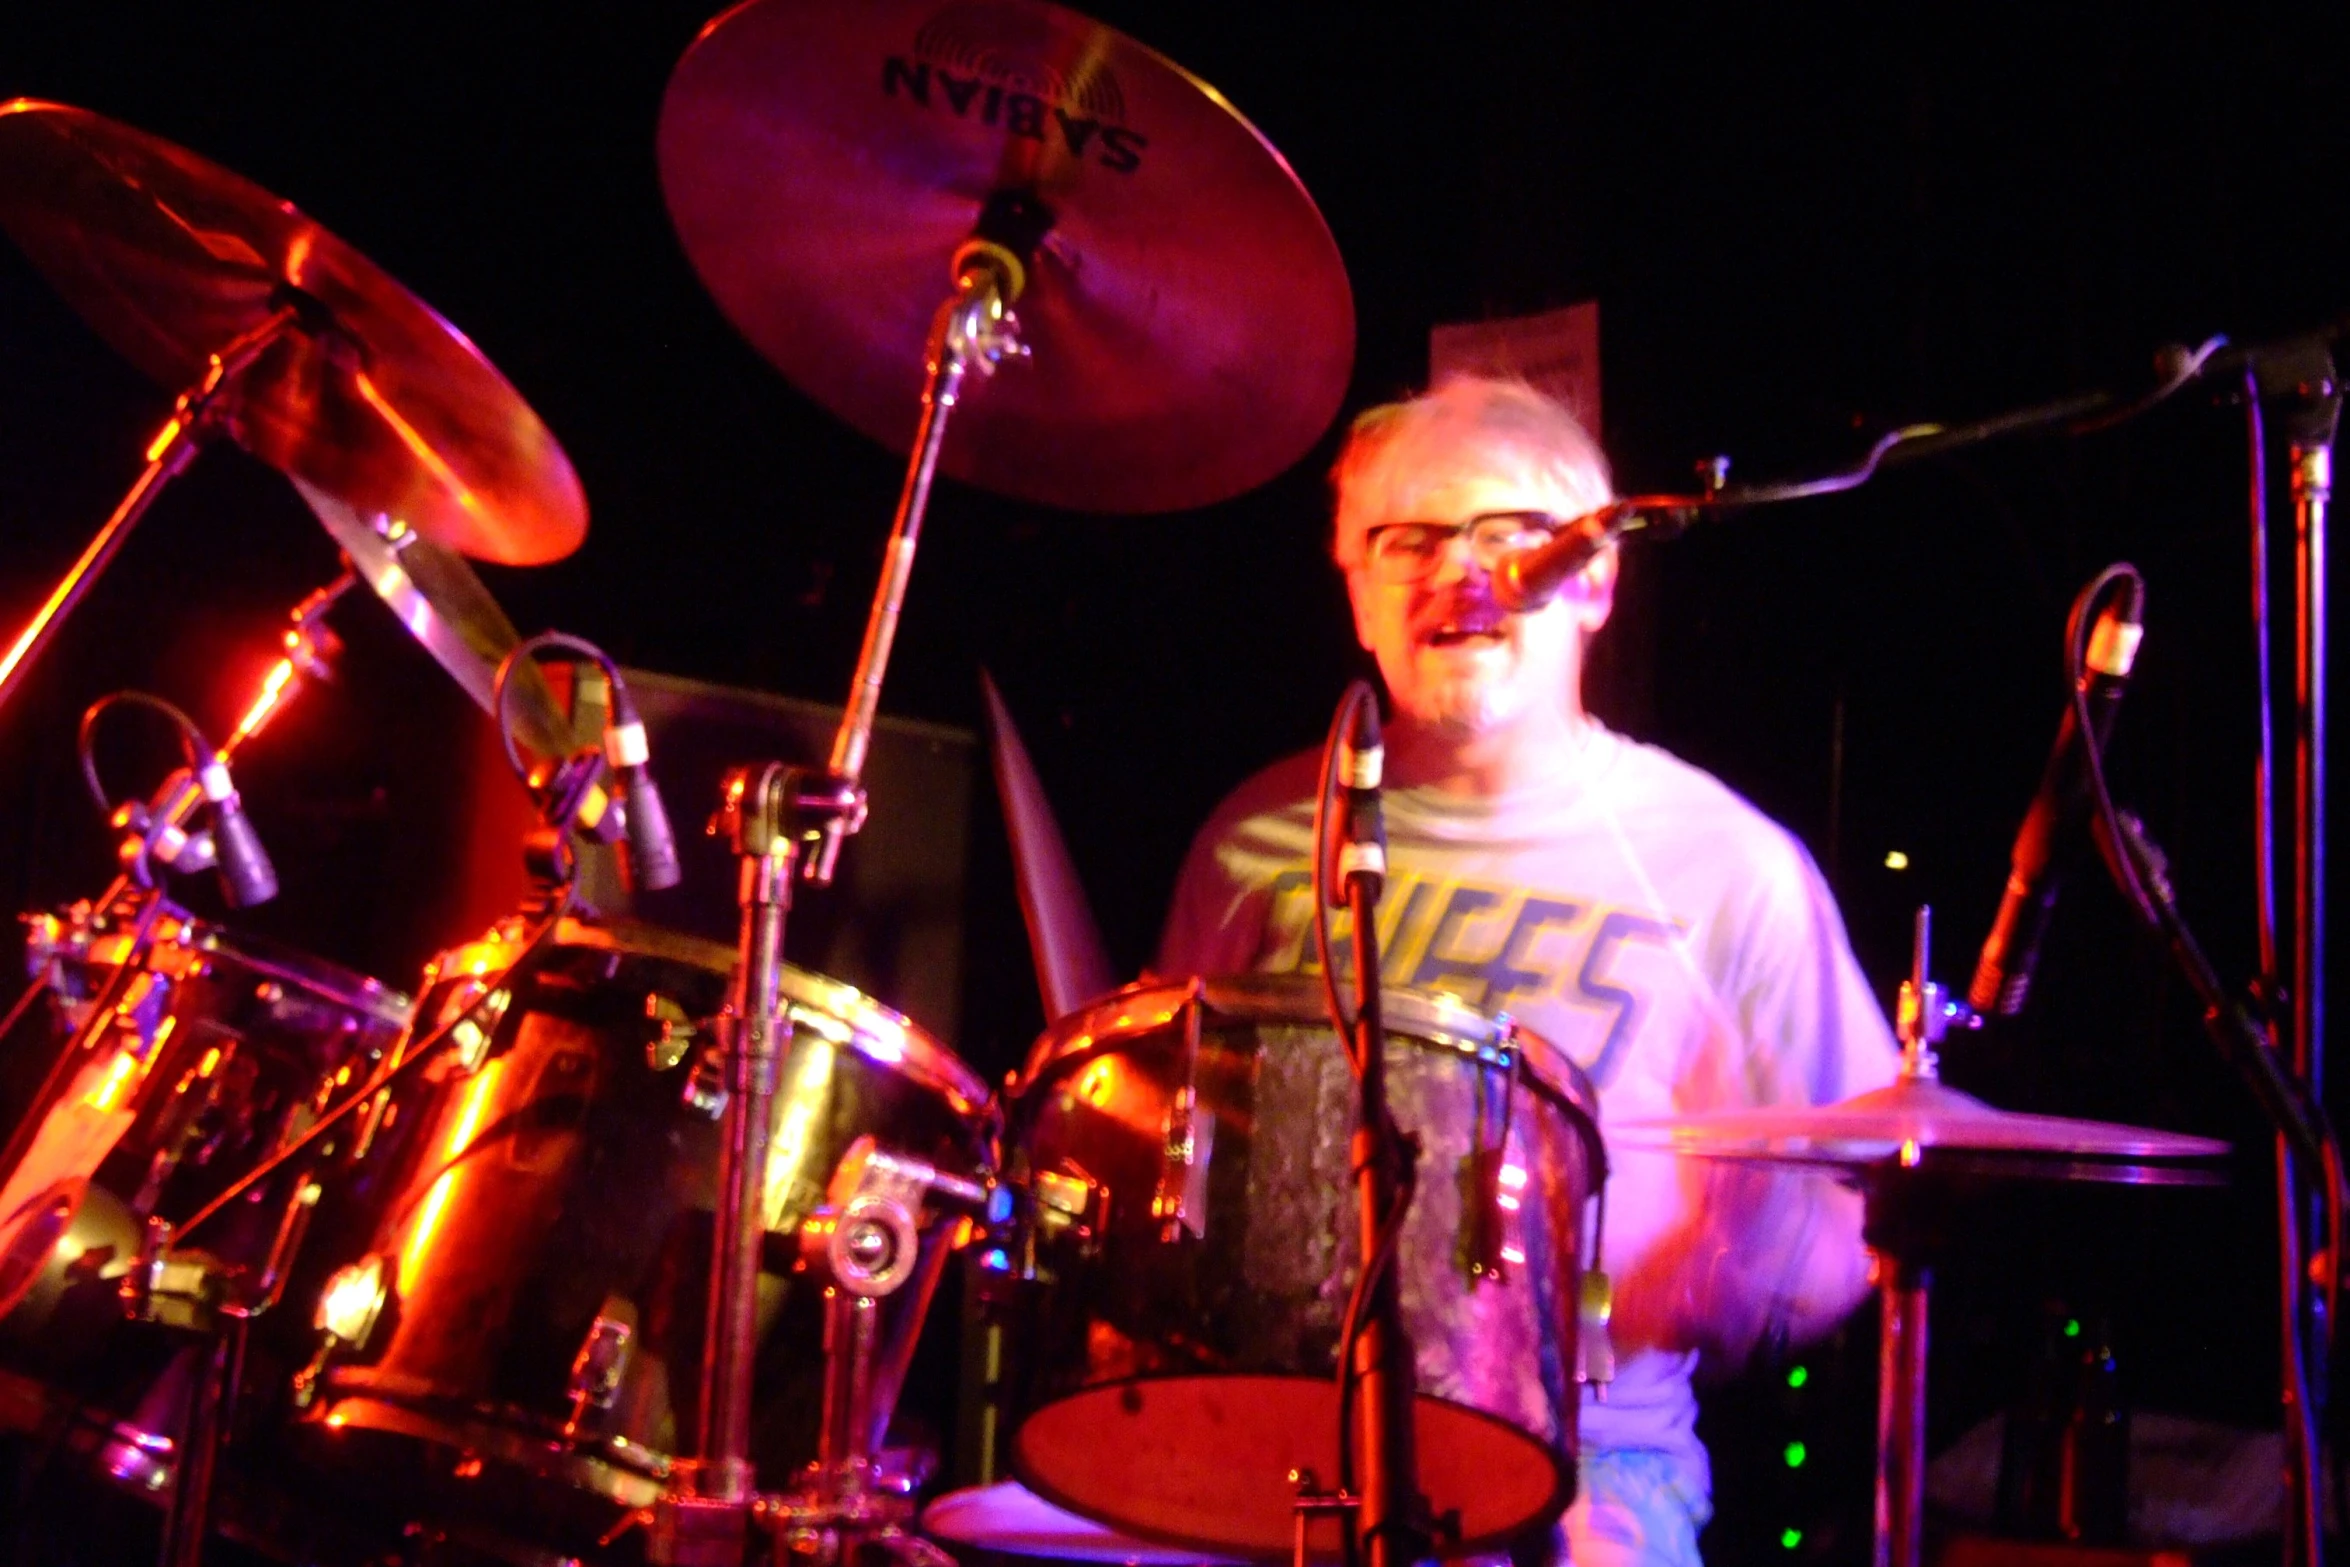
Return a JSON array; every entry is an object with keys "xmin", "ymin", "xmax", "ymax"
[
  {"xmin": 925, "ymin": 1480, "xmax": 1242, "ymax": 1564},
  {"xmin": 1012, "ymin": 1374, "xmax": 1567, "ymax": 1559}
]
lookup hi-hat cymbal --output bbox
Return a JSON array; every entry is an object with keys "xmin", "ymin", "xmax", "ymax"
[
  {"xmin": 0, "ymin": 100, "xmax": 585, "ymax": 565},
  {"xmin": 657, "ymin": 0, "xmax": 1356, "ymax": 514},
  {"xmin": 1614, "ymin": 1074, "xmax": 2230, "ymax": 1174},
  {"xmin": 289, "ymin": 478, "xmax": 572, "ymax": 759}
]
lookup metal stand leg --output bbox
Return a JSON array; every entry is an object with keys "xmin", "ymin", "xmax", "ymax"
[
  {"xmin": 158, "ymin": 1318, "xmax": 244, "ymax": 1567},
  {"xmin": 1871, "ymin": 1254, "xmax": 1929, "ymax": 1567},
  {"xmin": 2281, "ymin": 370, "xmax": 2335, "ymax": 1567}
]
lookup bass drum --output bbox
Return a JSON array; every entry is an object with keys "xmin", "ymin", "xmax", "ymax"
[
  {"xmin": 994, "ymin": 975, "xmax": 1602, "ymax": 1561},
  {"xmin": 292, "ymin": 917, "xmax": 993, "ymax": 1553}
]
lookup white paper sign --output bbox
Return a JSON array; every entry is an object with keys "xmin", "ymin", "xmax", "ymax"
[{"xmin": 1430, "ymin": 300, "xmax": 1602, "ymax": 434}]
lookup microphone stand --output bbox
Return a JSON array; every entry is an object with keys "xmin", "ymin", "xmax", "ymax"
[
  {"xmin": 1343, "ymin": 875, "xmax": 1427, "ymax": 1567},
  {"xmin": 1304, "ymin": 682, "xmax": 1430, "ymax": 1567}
]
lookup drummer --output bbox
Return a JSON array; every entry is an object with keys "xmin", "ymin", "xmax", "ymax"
[{"xmin": 1157, "ymin": 376, "xmax": 1900, "ymax": 1567}]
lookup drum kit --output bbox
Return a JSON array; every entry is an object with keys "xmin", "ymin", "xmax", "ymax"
[{"xmin": 0, "ymin": 3, "xmax": 2256, "ymax": 1567}]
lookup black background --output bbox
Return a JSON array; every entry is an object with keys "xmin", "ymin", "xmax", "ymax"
[{"xmin": 4, "ymin": 3, "xmax": 2346, "ymax": 1559}]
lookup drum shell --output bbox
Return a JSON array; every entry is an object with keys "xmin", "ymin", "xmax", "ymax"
[
  {"xmin": 0, "ymin": 904, "xmax": 410, "ymax": 1360},
  {"xmin": 998, "ymin": 976, "xmax": 1598, "ymax": 1557},
  {"xmin": 297, "ymin": 918, "xmax": 993, "ymax": 1546}
]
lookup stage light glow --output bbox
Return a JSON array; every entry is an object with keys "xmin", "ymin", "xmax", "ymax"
[
  {"xmin": 397, "ymin": 1059, "xmax": 505, "ymax": 1296},
  {"xmin": 232, "ymin": 657, "xmax": 298, "ymax": 746}
]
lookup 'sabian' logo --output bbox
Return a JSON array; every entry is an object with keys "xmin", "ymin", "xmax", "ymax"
[{"xmin": 883, "ymin": 2, "xmax": 1149, "ymax": 174}]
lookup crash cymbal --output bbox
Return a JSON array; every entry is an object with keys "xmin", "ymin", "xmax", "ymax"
[
  {"xmin": 289, "ymin": 478, "xmax": 572, "ymax": 759},
  {"xmin": 657, "ymin": 0, "xmax": 1355, "ymax": 514},
  {"xmin": 0, "ymin": 100, "xmax": 585, "ymax": 565},
  {"xmin": 1613, "ymin": 1074, "xmax": 2230, "ymax": 1170}
]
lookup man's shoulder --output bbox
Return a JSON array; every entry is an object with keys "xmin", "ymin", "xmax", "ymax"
[
  {"xmin": 1194, "ymin": 747, "xmax": 1323, "ymax": 841},
  {"xmin": 1602, "ymin": 731, "xmax": 1803, "ymax": 848}
]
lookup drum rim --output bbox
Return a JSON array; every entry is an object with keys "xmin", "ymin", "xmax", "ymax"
[
  {"xmin": 1018, "ymin": 973, "xmax": 1595, "ymax": 1118},
  {"xmin": 1007, "ymin": 1370, "xmax": 1571, "ymax": 1560},
  {"xmin": 78, "ymin": 901, "xmax": 413, "ymax": 1025},
  {"xmin": 546, "ymin": 916, "xmax": 993, "ymax": 1117}
]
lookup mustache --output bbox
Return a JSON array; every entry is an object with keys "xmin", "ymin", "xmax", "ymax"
[{"xmin": 1413, "ymin": 577, "xmax": 1511, "ymax": 634}]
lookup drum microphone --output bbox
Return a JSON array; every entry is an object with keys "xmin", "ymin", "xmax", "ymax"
[
  {"xmin": 201, "ymin": 755, "xmax": 279, "ymax": 907},
  {"xmin": 1330, "ymin": 694, "xmax": 1386, "ymax": 903},
  {"xmin": 604, "ymin": 685, "xmax": 681, "ymax": 893},
  {"xmin": 1967, "ymin": 579, "xmax": 2146, "ymax": 1017},
  {"xmin": 1491, "ymin": 509, "xmax": 1622, "ymax": 613}
]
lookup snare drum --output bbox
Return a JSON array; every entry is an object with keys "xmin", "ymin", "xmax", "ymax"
[
  {"xmin": 292, "ymin": 917, "xmax": 994, "ymax": 1551},
  {"xmin": 992, "ymin": 975, "xmax": 1601, "ymax": 1560}
]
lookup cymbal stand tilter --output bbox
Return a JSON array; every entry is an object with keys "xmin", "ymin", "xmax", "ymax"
[
  {"xmin": 653, "ymin": 227, "xmax": 1028, "ymax": 1567},
  {"xmin": 0, "ymin": 303, "xmax": 302, "ymax": 721}
]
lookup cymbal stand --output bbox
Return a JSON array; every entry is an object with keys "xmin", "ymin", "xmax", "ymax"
[
  {"xmin": 0, "ymin": 304, "xmax": 299, "ymax": 721},
  {"xmin": 656, "ymin": 238, "xmax": 1026, "ymax": 1567},
  {"xmin": 2280, "ymin": 356, "xmax": 2336, "ymax": 1567},
  {"xmin": 1867, "ymin": 907, "xmax": 1978, "ymax": 1567}
]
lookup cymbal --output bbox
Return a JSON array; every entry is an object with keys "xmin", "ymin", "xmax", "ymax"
[
  {"xmin": 289, "ymin": 478, "xmax": 572, "ymax": 759},
  {"xmin": 657, "ymin": 0, "xmax": 1355, "ymax": 514},
  {"xmin": 0, "ymin": 100, "xmax": 585, "ymax": 565},
  {"xmin": 1613, "ymin": 1075, "xmax": 2230, "ymax": 1171}
]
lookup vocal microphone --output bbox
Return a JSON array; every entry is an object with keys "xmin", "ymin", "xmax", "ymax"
[
  {"xmin": 1967, "ymin": 578, "xmax": 2146, "ymax": 1017},
  {"xmin": 1491, "ymin": 508, "xmax": 1625, "ymax": 612},
  {"xmin": 604, "ymin": 684, "xmax": 682, "ymax": 893},
  {"xmin": 198, "ymin": 754, "xmax": 278, "ymax": 907},
  {"xmin": 1329, "ymin": 693, "xmax": 1386, "ymax": 904}
]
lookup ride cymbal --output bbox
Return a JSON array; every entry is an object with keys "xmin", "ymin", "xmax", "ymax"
[
  {"xmin": 657, "ymin": 0, "xmax": 1356, "ymax": 513},
  {"xmin": 0, "ymin": 100, "xmax": 585, "ymax": 565}
]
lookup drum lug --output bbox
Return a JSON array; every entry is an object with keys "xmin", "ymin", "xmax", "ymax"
[
  {"xmin": 1030, "ymin": 1165, "xmax": 1107, "ymax": 1252},
  {"xmin": 1575, "ymin": 1269, "xmax": 1616, "ymax": 1395},
  {"xmin": 682, "ymin": 1037, "xmax": 732, "ymax": 1118},
  {"xmin": 432, "ymin": 976, "xmax": 514, "ymax": 1074},
  {"xmin": 292, "ymin": 1252, "xmax": 391, "ymax": 1408},
  {"xmin": 561, "ymin": 1297, "xmax": 639, "ymax": 1438},
  {"xmin": 645, "ymin": 993, "xmax": 700, "ymax": 1071}
]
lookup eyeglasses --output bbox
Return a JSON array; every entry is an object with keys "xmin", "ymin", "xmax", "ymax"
[{"xmin": 1359, "ymin": 511, "xmax": 1564, "ymax": 583}]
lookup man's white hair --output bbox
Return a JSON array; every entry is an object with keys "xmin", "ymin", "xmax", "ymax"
[{"xmin": 1330, "ymin": 376, "xmax": 1614, "ymax": 566}]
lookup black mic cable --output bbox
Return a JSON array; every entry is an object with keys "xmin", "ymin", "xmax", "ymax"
[{"xmin": 492, "ymin": 632, "xmax": 681, "ymax": 894}]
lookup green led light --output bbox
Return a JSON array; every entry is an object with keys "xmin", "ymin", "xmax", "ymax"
[
  {"xmin": 1784, "ymin": 1441, "xmax": 1808, "ymax": 1468},
  {"xmin": 1780, "ymin": 1528, "xmax": 1804, "ymax": 1550},
  {"xmin": 2064, "ymin": 1318, "xmax": 2082, "ymax": 1339},
  {"xmin": 1786, "ymin": 1365, "xmax": 1809, "ymax": 1389}
]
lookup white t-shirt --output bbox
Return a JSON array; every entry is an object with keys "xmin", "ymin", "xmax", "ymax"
[{"xmin": 1156, "ymin": 723, "xmax": 1900, "ymax": 1495}]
